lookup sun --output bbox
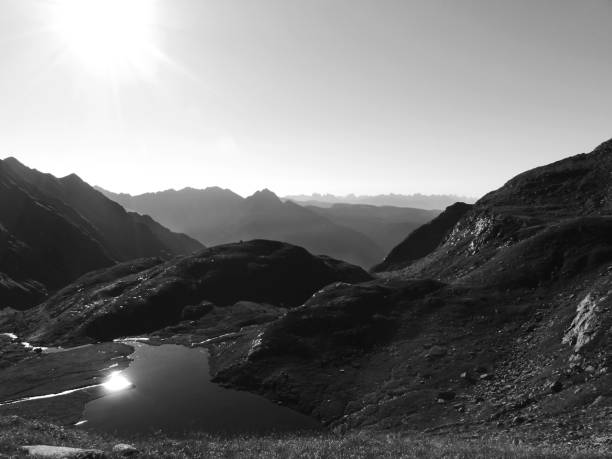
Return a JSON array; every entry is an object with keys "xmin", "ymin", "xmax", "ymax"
[{"xmin": 52, "ymin": 0, "xmax": 157, "ymax": 77}]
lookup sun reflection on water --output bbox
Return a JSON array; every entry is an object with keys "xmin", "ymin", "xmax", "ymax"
[{"xmin": 102, "ymin": 371, "xmax": 132, "ymax": 392}]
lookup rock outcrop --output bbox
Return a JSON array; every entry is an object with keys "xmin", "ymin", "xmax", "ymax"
[
  {"xmin": 372, "ymin": 202, "xmax": 472, "ymax": 272},
  {"xmin": 21, "ymin": 445, "xmax": 106, "ymax": 458}
]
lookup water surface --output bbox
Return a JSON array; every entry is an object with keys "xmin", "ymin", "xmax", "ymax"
[{"xmin": 81, "ymin": 343, "xmax": 322, "ymax": 435}]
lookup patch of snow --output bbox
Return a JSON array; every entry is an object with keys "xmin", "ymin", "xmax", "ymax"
[
  {"xmin": 115, "ymin": 337, "xmax": 150, "ymax": 342},
  {"xmin": 0, "ymin": 384, "xmax": 102, "ymax": 407}
]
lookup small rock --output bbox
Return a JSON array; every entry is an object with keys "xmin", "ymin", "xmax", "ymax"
[
  {"xmin": 112, "ymin": 444, "xmax": 139, "ymax": 457},
  {"xmin": 437, "ymin": 390, "xmax": 456, "ymax": 401},
  {"xmin": 549, "ymin": 380, "xmax": 563, "ymax": 393},
  {"xmin": 460, "ymin": 372, "xmax": 468, "ymax": 379},
  {"xmin": 425, "ymin": 345, "xmax": 447, "ymax": 360},
  {"xmin": 480, "ymin": 373, "xmax": 493, "ymax": 380}
]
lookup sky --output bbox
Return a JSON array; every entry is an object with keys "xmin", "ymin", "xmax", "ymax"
[{"xmin": 0, "ymin": 0, "xmax": 611, "ymax": 198}]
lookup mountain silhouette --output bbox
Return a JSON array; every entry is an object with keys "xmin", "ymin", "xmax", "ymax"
[
  {"xmin": 306, "ymin": 204, "xmax": 439, "ymax": 254},
  {"xmin": 0, "ymin": 158, "xmax": 202, "ymax": 309},
  {"xmin": 98, "ymin": 187, "xmax": 395, "ymax": 268},
  {"xmin": 284, "ymin": 193, "xmax": 476, "ymax": 209}
]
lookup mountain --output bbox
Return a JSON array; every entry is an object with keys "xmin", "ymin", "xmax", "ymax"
[
  {"xmin": 305, "ymin": 204, "xmax": 439, "ymax": 254},
  {"xmin": 15, "ymin": 240, "xmax": 371, "ymax": 345},
  {"xmin": 372, "ymin": 202, "xmax": 472, "ymax": 272},
  {"xmin": 284, "ymin": 193, "xmax": 476, "ymax": 209},
  {"xmin": 0, "ymin": 158, "xmax": 203, "ymax": 309},
  {"xmin": 7, "ymin": 140, "xmax": 612, "ymax": 443},
  {"xmin": 207, "ymin": 139, "xmax": 612, "ymax": 439},
  {"xmin": 98, "ymin": 187, "xmax": 387, "ymax": 268}
]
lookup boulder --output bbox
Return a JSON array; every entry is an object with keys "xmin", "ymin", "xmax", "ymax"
[{"xmin": 112, "ymin": 444, "xmax": 139, "ymax": 456}]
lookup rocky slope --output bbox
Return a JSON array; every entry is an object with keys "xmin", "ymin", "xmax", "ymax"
[
  {"xmin": 209, "ymin": 139, "xmax": 612, "ymax": 442},
  {"xmin": 10, "ymin": 240, "xmax": 371, "ymax": 345},
  {"xmin": 372, "ymin": 202, "xmax": 472, "ymax": 272},
  {"xmin": 0, "ymin": 158, "xmax": 202, "ymax": 309},
  {"xmin": 99, "ymin": 187, "xmax": 387, "ymax": 268}
]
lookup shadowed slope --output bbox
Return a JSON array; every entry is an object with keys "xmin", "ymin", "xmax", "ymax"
[
  {"xmin": 15, "ymin": 240, "xmax": 371, "ymax": 345},
  {"xmin": 373, "ymin": 202, "xmax": 472, "ymax": 272},
  {"xmin": 0, "ymin": 158, "xmax": 202, "ymax": 309}
]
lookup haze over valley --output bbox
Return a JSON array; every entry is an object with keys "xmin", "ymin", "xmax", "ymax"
[{"xmin": 97, "ymin": 185, "xmax": 440, "ymax": 268}]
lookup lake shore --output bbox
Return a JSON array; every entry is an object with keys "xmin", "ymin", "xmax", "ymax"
[{"xmin": 0, "ymin": 335, "xmax": 133, "ymax": 425}]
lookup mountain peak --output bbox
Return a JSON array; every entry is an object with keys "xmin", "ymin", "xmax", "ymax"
[
  {"xmin": 247, "ymin": 189, "xmax": 282, "ymax": 205},
  {"xmin": 60, "ymin": 173, "xmax": 86, "ymax": 185},
  {"xmin": 2, "ymin": 156, "xmax": 29, "ymax": 172},
  {"xmin": 3, "ymin": 156, "xmax": 24, "ymax": 165},
  {"xmin": 593, "ymin": 137, "xmax": 612, "ymax": 153}
]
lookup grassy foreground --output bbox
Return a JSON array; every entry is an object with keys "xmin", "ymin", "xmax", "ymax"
[{"xmin": 0, "ymin": 416, "xmax": 607, "ymax": 458}]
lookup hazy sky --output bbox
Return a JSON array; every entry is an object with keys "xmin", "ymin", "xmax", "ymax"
[{"xmin": 1, "ymin": 0, "xmax": 611, "ymax": 198}]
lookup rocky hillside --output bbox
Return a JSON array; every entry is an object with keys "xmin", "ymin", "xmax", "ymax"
[
  {"xmin": 12, "ymin": 240, "xmax": 371, "ymax": 345},
  {"xmin": 0, "ymin": 158, "xmax": 202, "ymax": 309},
  {"xmin": 372, "ymin": 202, "xmax": 472, "ymax": 272},
  {"xmin": 209, "ymin": 139, "xmax": 612, "ymax": 442},
  {"xmin": 99, "ymin": 187, "xmax": 389, "ymax": 268}
]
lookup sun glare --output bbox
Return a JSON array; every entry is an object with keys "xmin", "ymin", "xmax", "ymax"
[
  {"xmin": 53, "ymin": 0, "xmax": 157, "ymax": 76},
  {"xmin": 102, "ymin": 371, "xmax": 133, "ymax": 392}
]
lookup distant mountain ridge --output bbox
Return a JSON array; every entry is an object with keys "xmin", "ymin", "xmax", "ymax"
[
  {"xmin": 306, "ymin": 204, "xmax": 439, "ymax": 254},
  {"xmin": 283, "ymin": 193, "xmax": 476, "ymax": 209},
  {"xmin": 0, "ymin": 158, "xmax": 203, "ymax": 309},
  {"xmin": 98, "ymin": 187, "xmax": 439, "ymax": 268}
]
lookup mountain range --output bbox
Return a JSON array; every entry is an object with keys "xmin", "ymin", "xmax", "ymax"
[
  {"xmin": 5, "ymin": 139, "xmax": 612, "ymax": 444},
  {"xmin": 284, "ymin": 193, "xmax": 476, "ymax": 209},
  {"xmin": 97, "ymin": 187, "xmax": 438, "ymax": 268},
  {"xmin": 0, "ymin": 157, "xmax": 202, "ymax": 309}
]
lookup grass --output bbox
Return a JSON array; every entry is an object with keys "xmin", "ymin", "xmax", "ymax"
[{"xmin": 0, "ymin": 416, "xmax": 608, "ymax": 458}]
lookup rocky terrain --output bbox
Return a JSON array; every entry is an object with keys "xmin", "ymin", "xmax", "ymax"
[
  {"xmin": 4, "ymin": 240, "xmax": 371, "ymax": 346},
  {"xmin": 0, "ymin": 158, "xmax": 202, "ymax": 309},
  {"xmin": 204, "ymin": 139, "xmax": 612, "ymax": 444},
  {"xmin": 4, "ymin": 140, "xmax": 612, "ymax": 451},
  {"xmin": 372, "ymin": 202, "xmax": 472, "ymax": 272},
  {"xmin": 0, "ymin": 333, "xmax": 132, "ymax": 425},
  {"xmin": 99, "ymin": 187, "xmax": 436, "ymax": 268}
]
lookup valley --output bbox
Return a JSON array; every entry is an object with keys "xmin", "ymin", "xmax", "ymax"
[{"xmin": 3, "ymin": 140, "xmax": 612, "ymax": 456}]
